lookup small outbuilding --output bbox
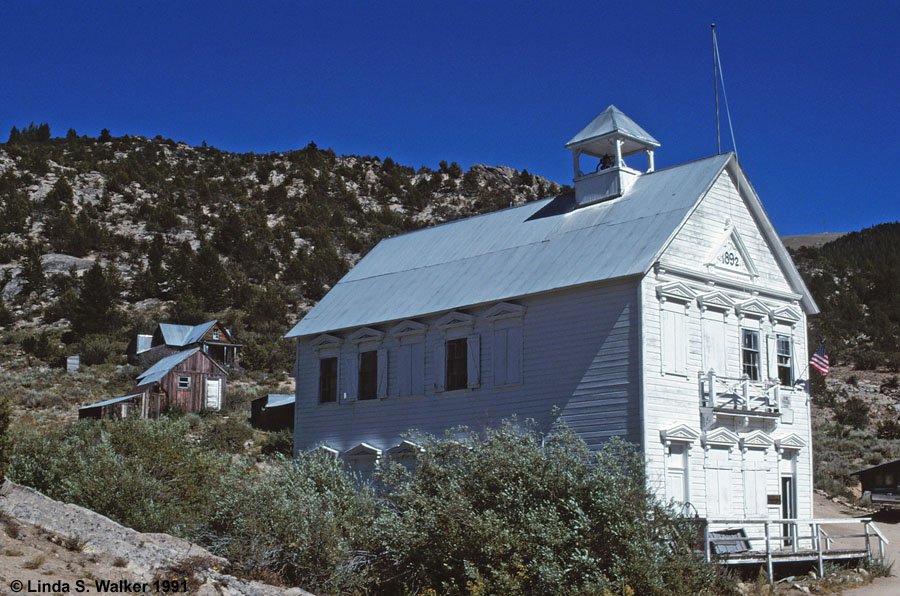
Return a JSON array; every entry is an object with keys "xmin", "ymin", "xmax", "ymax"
[
  {"xmin": 78, "ymin": 393, "xmax": 142, "ymax": 420},
  {"xmin": 134, "ymin": 348, "xmax": 228, "ymax": 418},
  {"xmin": 250, "ymin": 393, "xmax": 295, "ymax": 432},
  {"xmin": 851, "ymin": 459, "xmax": 900, "ymax": 509},
  {"xmin": 128, "ymin": 321, "xmax": 241, "ymax": 368}
]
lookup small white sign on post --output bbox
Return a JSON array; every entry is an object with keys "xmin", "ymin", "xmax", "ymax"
[{"xmin": 66, "ymin": 355, "xmax": 80, "ymax": 372}]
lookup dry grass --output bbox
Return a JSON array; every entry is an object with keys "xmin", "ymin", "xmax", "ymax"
[{"xmin": 22, "ymin": 554, "xmax": 45, "ymax": 569}]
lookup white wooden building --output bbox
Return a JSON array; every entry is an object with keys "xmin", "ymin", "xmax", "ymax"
[{"xmin": 285, "ymin": 105, "xmax": 818, "ymax": 523}]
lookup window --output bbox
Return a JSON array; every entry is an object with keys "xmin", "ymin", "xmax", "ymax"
[
  {"xmin": 397, "ymin": 342, "xmax": 425, "ymax": 397},
  {"xmin": 492, "ymin": 326, "xmax": 522, "ymax": 386},
  {"xmin": 777, "ymin": 335, "xmax": 793, "ymax": 386},
  {"xmin": 358, "ymin": 351, "xmax": 377, "ymax": 400},
  {"xmin": 706, "ymin": 447, "xmax": 733, "ymax": 517},
  {"xmin": 666, "ymin": 443, "xmax": 689, "ymax": 508},
  {"xmin": 212, "ymin": 329, "xmax": 219, "ymax": 340},
  {"xmin": 661, "ymin": 304, "xmax": 687, "ymax": 375},
  {"xmin": 742, "ymin": 329, "xmax": 760, "ymax": 381},
  {"xmin": 701, "ymin": 313, "xmax": 727, "ymax": 375},
  {"xmin": 318, "ymin": 357, "xmax": 337, "ymax": 403},
  {"xmin": 446, "ymin": 338, "xmax": 468, "ymax": 390},
  {"xmin": 177, "ymin": 375, "xmax": 190, "ymax": 389},
  {"xmin": 743, "ymin": 449, "xmax": 769, "ymax": 517}
]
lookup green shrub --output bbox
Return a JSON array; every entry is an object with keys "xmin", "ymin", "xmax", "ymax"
[
  {"xmin": 833, "ymin": 396, "xmax": 870, "ymax": 430},
  {"xmin": 199, "ymin": 417, "xmax": 253, "ymax": 454},
  {"xmin": 259, "ymin": 429, "xmax": 293, "ymax": 457},
  {"xmin": 877, "ymin": 419, "xmax": 900, "ymax": 440},
  {"xmin": 79, "ymin": 334, "xmax": 118, "ymax": 366}
]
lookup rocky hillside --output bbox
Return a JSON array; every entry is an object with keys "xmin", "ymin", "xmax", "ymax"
[{"xmin": 0, "ymin": 125, "xmax": 562, "ymax": 370}]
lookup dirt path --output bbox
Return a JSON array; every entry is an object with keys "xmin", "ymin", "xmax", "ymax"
[{"xmin": 813, "ymin": 493, "xmax": 900, "ymax": 595}]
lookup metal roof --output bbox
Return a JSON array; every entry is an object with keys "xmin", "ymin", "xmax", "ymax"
[
  {"xmin": 565, "ymin": 105, "xmax": 660, "ymax": 155},
  {"xmin": 136, "ymin": 348, "xmax": 199, "ymax": 385},
  {"xmin": 158, "ymin": 321, "xmax": 217, "ymax": 347},
  {"xmin": 286, "ymin": 153, "xmax": 732, "ymax": 339},
  {"xmin": 78, "ymin": 393, "xmax": 141, "ymax": 411},
  {"xmin": 263, "ymin": 394, "xmax": 295, "ymax": 409},
  {"xmin": 135, "ymin": 334, "xmax": 153, "ymax": 354},
  {"xmin": 850, "ymin": 458, "xmax": 900, "ymax": 476}
]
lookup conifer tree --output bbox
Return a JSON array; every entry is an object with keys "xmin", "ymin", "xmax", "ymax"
[{"xmin": 71, "ymin": 263, "xmax": 119, "ymax": 337}]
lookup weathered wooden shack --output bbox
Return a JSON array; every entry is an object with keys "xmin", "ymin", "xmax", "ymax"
[
  {"xmin": 134, "ymin": 348, "xmax": 228, "ymax": 417},
  {"xmin": 131, "ymin": 321, "xmax": 241, "ymax": 368},
  {"xmin": 78, "ymin": 393, "xmax": 142, "ymax": 420},
  {"xmin": 852, "ymin": 459, "xmax": 900, "ymax": 509},
  {"xmin": 250, "ymin": 393, "xmax": 295, "ymax": 431}
]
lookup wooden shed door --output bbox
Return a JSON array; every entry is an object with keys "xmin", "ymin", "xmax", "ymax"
[{"xmin": 206, "ymin": 379, "xmax": 221, "ymax": 410}]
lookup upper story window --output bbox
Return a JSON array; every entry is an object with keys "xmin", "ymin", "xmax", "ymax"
[
  {"xmin": 446, "ymin": 337, "xmax": 468, "ymax": 391},
  {"xmin": 777, "ymin": 335, "xmax": 793, "ymax": 386},
  {"xmin": 319, "ymin": 357, "xmax": 338, "ymax": 403},
  {"xmin": 177, "ymin": 375, "xmax": 190, "ymax": 390},
  {"xmin": 358, "ymin": 351, "xmax": 378, "ymax": 400},
  {"xmin": 741, "ymin": 329, "xmax": 760, "ymax": 381},
  {"xmin": 212, "ymin": 329, "xmax": 219, "ymax": 340}
]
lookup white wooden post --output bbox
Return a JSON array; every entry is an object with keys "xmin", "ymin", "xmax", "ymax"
[
  {"xmin": 765, "ymin": 522, "xmax": 773, "ymax": 582},
  {"xmin": 816, "ymin": 524, "xmax": 824, "ymax": 578}
]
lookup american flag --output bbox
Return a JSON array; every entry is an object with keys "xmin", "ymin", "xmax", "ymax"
[{"xmin": 810, "ymin": 343, "xmax": 829, "ymax": 376}]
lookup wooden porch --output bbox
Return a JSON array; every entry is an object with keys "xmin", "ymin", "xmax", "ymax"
[{"xmin": 702, "ymin": 517, "xmax": 889, "ymax": 582}]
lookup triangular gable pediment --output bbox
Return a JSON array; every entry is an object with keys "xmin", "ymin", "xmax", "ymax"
[
  {"xmin": 386, "ymin": 440, "xmax": 422, "ymax": 458},
  {"xmin": 349, "ymin": 327, "xmax": 385, "ymax": 344},
  {"xmin": 736, "ymin": 298, "xmax": 772, "ymax": 320},
  {"xmin": 436, "ymin": 311, "xmax": 474, "ymax": 330},
  {"xmin": 703, "ymin": 427, "xmax": 739, "ymax": 447},
  {"xmin": 660, "ymin": 424, "xmax": 700, "ymax": 443},
  {"xmin": 390, "ymin": 319, "xmax": 427, "ymax": 337},
  {"xmin": 697, "ymin": 290, "xmax": 735, "ymax": 312},
  {"xmin": 706, "ymin": 224, "xmax": 759, "ymax": 279},
  {"xmin": 740, "ymin": 430, "xmax": 774, "ymax": 449},
  {"xmin": 344, "ymin": 442, "xmax": 381, "ymax": 459},
  {"xmin": 484, "ymin": 302, "xmax": 526, "ymax": 321},
  {"xmin": 773, "ymin": 305, "xmax": 802, "ymax": 325},
  {"xmin": 315, "ymin": 445, "xmax": 339, "ymax": 457},
  {"xmin": 775, "ymin": 433, "xmax": 805, "ymax": 450},
  {"xmin": 311, "ymin": 333, "xmax": 342, "ymax": 351},
  {"xmin": 656, "ymin": 282, "xmax": 696, "ymax": 304}
]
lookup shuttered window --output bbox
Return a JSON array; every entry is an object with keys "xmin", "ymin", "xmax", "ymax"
[
  {"xmin": 358, "ymin": 351, "xmax": 378, "ymax": 400},
  {"xmin": 318, "ymin": 357, "xmax": 338, "ymax": 403},
  {"xmin": 702, "ymin": 314, "xmax": 727, "ymax": 375},
  {"xmin": 661, "ymin": 304, "xmax": 687, "ymax": 375},
  {"xmin": 706, "ymin": 447, "xmax": 733, "ymax": 517},
  {"xmin": 743, "ymin": 449, "xmax": 769, "ymax": 517},
  {"xmin": 397, "ymin": 343, "xmax": 425, "ymax": 397},
  {"xmin": 492, "ymin": 327, "xmax": 522, "ymax": 386}
]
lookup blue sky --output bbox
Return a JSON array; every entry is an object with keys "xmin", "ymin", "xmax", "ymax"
[{"xmin": 1, "ymin": 1, "xmax": 897, "ymax": 236}]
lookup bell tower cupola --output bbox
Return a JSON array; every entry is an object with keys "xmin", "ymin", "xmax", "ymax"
[{"xmin": 565, "ymin": 105, "xmax": 660, "ymax": 207}]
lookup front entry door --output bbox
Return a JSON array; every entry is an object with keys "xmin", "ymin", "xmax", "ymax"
[
  {"xmin": 781, "ymin": 475, "xmax": 797, "ymax": 545},
  {"xmin": 206, "ymin": 378, "xmax": 222, "ymax": 410}
]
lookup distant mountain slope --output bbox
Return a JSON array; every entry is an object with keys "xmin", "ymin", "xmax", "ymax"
[
  {"xmin": 0, "ymin": 126, "xmax": 562, "ymax": 369},
  {"xmin": 790, "ymin": 222, "xmax": 900, "ymax": 369},
  {"xmin": 781, "ymin": 232, "xmax": 847, "ymax": 251}
]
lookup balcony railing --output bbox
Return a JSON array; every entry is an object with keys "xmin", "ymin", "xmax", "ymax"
[{"xmin": 699, "ymin": 371, "xmax": 782, "ymax": 422}]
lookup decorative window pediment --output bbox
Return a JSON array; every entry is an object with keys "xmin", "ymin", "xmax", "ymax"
[
  {"xmin": 349, "ymin": 327, "xmax": 385, "ymax": 344},
  {"xmin": 390, "ymin": 319, "xmax": 427, "ymax": 337},
  {"xmin": 697, "ymin": 290, "xmax": 735, "ymax": 312},
  {"xmin": 703, "ymin": 427, "xmax": 739, "ymax": 448},
  {"xmin": 436, "ymin": 311, "xmax": 475, "ymax": 331},
  {"xmin": 484, "ymin": 302, "xmax": 526, "ymax": 322},
  {"xmin": 740, "ymin": 430, "xmax": 774, "ymax": 450},
  {"xmin": 660, "ymin": 424, "xmax": 700, "ymax": 444},
  {"xmin": 706, "ymin": 225, "xmax": 759, "ymax": 278},
  {"xmin": 315, "ymin": 445, "xmax": 339, "ymax": 457},
  {"xmin": 344, "ymin": 443, "xmax": 382, "ymax": 459},
  {"xmin": 775, "ymin": 433, "xmax": 805, "ymax": 451},
  {"xmin": 311, "ymin": 334, "xmax": 342, "ymax": 351},
  {"xmin": 386, "ymin": 440, "xmax": 422, "ymax": 458},
  {"xmin": 772, "ymin": 305, "xmax": 802, "ymax": 325},
  {"xmin": 736, "ymin": 298, "xmax": 772, "ymax": 320},
  {"xmin": 656, "ymin": 282, "xmax": 696, "ymax": 305}
]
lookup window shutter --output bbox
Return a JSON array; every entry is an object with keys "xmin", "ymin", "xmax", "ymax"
[
  {"xmin": 661, "ymin": 309, "xmax": 676, "ymax": 373},
  {"xmin": 702, "ymin": 317, "xmax": 726, "ymax": 375},
  {"xmin": 467, "ymin": 334, "xmax": 480, "ymax": 388},
  {"xmin": 397, "ymin": 345, "xmax": 411, "ymax": 398},
  {"xmin": 344, "ymin": 354, "xmax": 358, "ymax": 401},
  {"xmin": 411, "ymin": 342, "xmax": 425, "ymax": 396},
  {"xmin": 674, "ymin": 313, "xmax": 686, "ymax": 374},
  {"xmin": 434, "ymin": 341, "xmax": 445, "ymax": 392},
  {"xmin": 766, "ymin": 334, "xmax": 778, "ymax": 380},
  {"xmin": 313, "ymin": 358, "xmax": 321, "ymax": 401},
  {"xmin": 377, "ymin": 348, "xmax": 388, "ymax": 399},
  {"xmin": 493, "ymin": 329, "xmax": 508, "ymax": 386},
  {"xmin": 508, "ymin": 326, "xmax": 522, "ymax": 384}
]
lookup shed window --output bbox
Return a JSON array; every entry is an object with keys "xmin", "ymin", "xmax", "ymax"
[
  {"xmin": 358, "ymin": 351, "xmax": 378, "ymax": 400},
  {"xmin": 446, "ymin": 338, "xmax": 468, "ymax": 390},
  {"xmin": 319, "ymin": 357, "xmax": 338, "ymax": 403},
  {"xmin": 777, "ymin": 335, "xmax": 793, "ymax": 386},
  {"xmin": 212, "ymin": 329, "xmax": 219, "ymax": 340},
  {"xmin": 177, "ymin": 376, "xmax": 190, "ymax": 390},
  {"xmin": 742, "ymin": 329, "xmax": 760, "ymax": 381}
]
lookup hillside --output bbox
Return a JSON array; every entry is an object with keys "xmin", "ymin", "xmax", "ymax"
[{"xmin": 0, "ymin": 124, "xmax": 562, "ymax": 372}]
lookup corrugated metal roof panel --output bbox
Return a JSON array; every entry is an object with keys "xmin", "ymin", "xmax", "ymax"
[
  {"xmin": 286, "ymin": 154, "xmax": 730, "ymax": 338},
  {"xmin": 565, "ymin": 105, "xmax": 660, "ymax": 149},
  {"xmin": 264, "ymin": 394, "xmax": 295, "ymax": 409},
  {"xmin": 79, "ymin": 393, "xmax": 141, "ymax": 411},
  {"xmin": 137, "ymin": 348, "xmax": 199, "ymax": 384},
  {"xmin": 135, "ymin": 334, "xmax": 153, "ymax": 354},
  {"xmin": 159, "ymin": 321, "xmax": 216, "ymax": 347},
  {"xmin": 184, "ymin": 321, "xmax": 216, "ymax": 345}
]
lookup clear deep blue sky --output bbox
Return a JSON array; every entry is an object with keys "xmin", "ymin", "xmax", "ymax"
[{"xmin": 1, "ymin": 1, "xmax": 897, "ymax": 236}]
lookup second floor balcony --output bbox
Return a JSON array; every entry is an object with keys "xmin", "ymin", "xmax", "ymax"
[{"xmin": 699, "ymin": 371, "xmax": 789, "ymax": 428}]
